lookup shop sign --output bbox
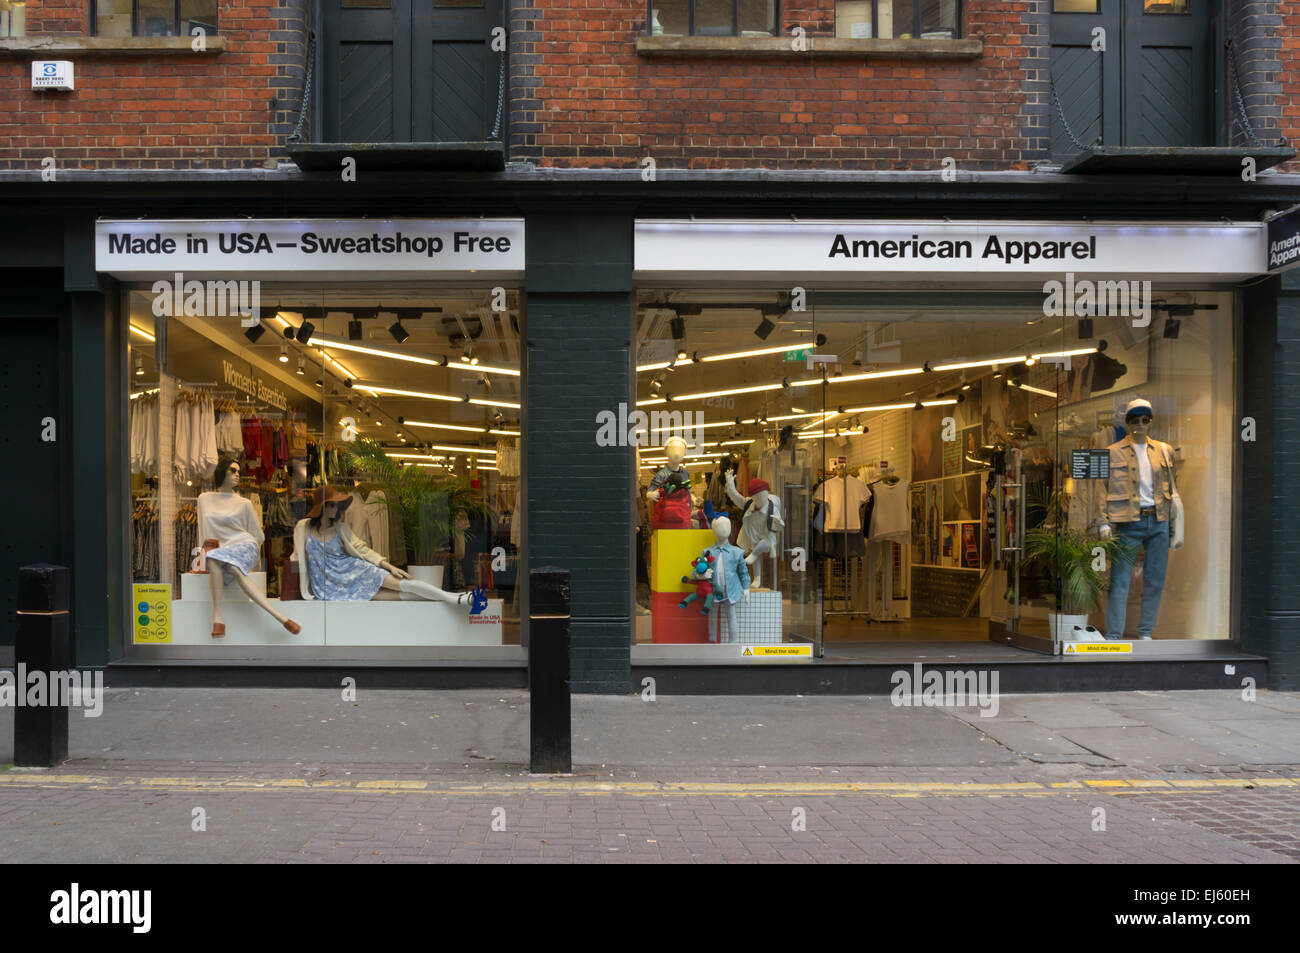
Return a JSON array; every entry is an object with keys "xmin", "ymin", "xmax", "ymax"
[
  {"xmin": 741, "ymin": 645, "xmax": 812, "ymax": 659},
  {"xmin": 635, "ymin": 220, "xmax": 1265, "ymax": 281},
  {"xmin": 1266, "ymin": 205, "xmax": 1300, "ymax": 273},
  {"xmin": 1063, "ymin": 643, "xmax": 1132, "ymax": 655},
  {"xmin": 222, "ymin": 360, "xmax": 289, "ymax": 411},
  {"xmin": 96, "ymin": 219, "xmax": 525, "ymax": 280}
]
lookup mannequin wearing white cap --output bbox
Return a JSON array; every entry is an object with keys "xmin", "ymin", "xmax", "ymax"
[{"xmin": 1094, "ymin": 398, "xmax": 1182, "ymax": 640}]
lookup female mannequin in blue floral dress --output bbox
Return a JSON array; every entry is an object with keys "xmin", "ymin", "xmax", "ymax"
[{"xmin": 294, "ymin": 486, "xmax": 472, "ymax": 606}]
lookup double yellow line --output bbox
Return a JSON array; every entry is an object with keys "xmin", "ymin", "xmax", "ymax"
[{"xmin": 1, "ymin": 773, "xmax": 1296, "ymax": 798}]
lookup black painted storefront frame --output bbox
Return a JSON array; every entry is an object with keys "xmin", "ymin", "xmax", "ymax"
[{"xmin": 0, "ymin": 171, "xmax": 1295, "ymax": 692}]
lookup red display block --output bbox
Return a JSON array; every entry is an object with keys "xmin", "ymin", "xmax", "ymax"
[{"xmin": 650, "ymin": 590, "xmax": 713, "ymax": 644}]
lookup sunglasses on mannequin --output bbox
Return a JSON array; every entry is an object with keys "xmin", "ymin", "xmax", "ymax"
[{"xmin": 1132, "ymin": 415, "xmax": 1152, "ymax": 425}]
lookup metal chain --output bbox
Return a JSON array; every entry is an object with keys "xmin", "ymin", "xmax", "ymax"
[
  {"xmin": 1049, "ymin": 78, "xmax": 1094, "ymax": 152},
  {"xmin": 489, "ymin": 35, "xmax": 506, "ymax": 141},
  {"xmin": 1225, "ymin": 38, "xmax": 1264, "ymax": 148},
  {"xmin": 289, "ymin": 30, "xmax": 316, "ymax": 143}
]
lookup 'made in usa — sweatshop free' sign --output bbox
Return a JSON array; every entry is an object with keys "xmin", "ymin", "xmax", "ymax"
[{"xmin": 96, "ymin": 219, "xmax": 525, "ymax": 280}]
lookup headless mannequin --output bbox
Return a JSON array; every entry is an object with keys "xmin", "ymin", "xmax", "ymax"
[
  {"xmin": 308, "ymin": 498, "xmax": 470, "ymax": 606},
  {"xmin": 645, "ymin": 436, "xmax": 688, "ymax": 503},
  {"xmin": 706, "ymin": 515, "xmax": 750, "ymax": 643},
  {"xmin": 207, "ymin": 463, "xmax": 299, "ymax": 636},
  {"xmin": 723, "ymin": 472, "xmax": 784, "ymax": 589}
]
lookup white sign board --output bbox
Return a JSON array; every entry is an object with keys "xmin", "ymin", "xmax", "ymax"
[
  {"xmin": 635, "ymin": 220, "xmax": 1266, "ymax": 283},
  {"xmin": 96, "ymin": 219, "xmax": 525, "ymax": 280},
  {"xmin": 32, "ymin": 61, "xmax": 74, "ymax": 91}
]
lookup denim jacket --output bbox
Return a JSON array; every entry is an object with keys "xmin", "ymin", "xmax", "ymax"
[{"xmin": 704, "ymin": 541, "xmax": 751, "ymax": 604}]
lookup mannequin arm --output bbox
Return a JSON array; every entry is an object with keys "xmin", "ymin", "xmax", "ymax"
[
  {"xmin": 723, "ymin": 471, "xmax": 747, "ymax": 508},
  {"xmin": 339, "ymin": 525, "xmax": 385, "ymax": 567},
  {"xmin": 293, "ymin": 520, "xmax": 314, "ymax": 599}
]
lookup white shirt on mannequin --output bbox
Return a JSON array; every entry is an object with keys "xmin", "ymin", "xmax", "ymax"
[{"xmin": 1135, "ymin": 443, "xmax": 1154, "ymax": 507}]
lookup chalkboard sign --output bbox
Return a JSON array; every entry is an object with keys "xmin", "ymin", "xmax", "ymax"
[
  {"xmin": 1070, "ymin": 449, "xmax": 1110, "ymax": 480},
  {"xmin": 911, "ymin": 566, "xmax": 981, "ymax": 617}
]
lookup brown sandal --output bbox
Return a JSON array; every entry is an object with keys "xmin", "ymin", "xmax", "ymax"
[
  {"xmin": 211, "ymin": 622, "xmax": 226, "ymax": 638},
  {"xmin": 283, "ymin": 619, "xmax": 301, "ymax": 635}
]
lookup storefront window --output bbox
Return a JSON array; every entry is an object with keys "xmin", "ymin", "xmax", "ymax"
[
  {"xmin": 633, "ymin": 287, "xmax": 1234, "ymax": 652},
  {"xmin": 126, "ymin": 287, "xmax": 522, "ymax": 653}
]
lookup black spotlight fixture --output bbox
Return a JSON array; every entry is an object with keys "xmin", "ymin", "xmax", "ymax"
[
  {"xmin": 815, "ymin": 333, "xmax": 827, "ymax": 348},
  {"xmin": 296, "ymin": 321, "xmax": 315, "ymax": 345},
  {"xmin": 670, "ymin": 315, "xmax": 686, "ymax": 341},
  {"xmin": 1163, "ymin": 318, "xmax": 1181, "ymax": 340},
  {"xmin": 388, "ymin": 319, "xmax": 410, "ymax": 344},
  {"xmin": 348, "ymin": 318, "xmax": 364, "ymax": 341},
  {"xmin": 244, "ymin": 323, "xmax": 267, "ymax": 343},
  {"xmin": 1077, "ymin": 317, "xmax": 1094, "ymax": 340},
  {"xmin": 754, "ymin": 317, "xmax": 776, "ymax": 340}
]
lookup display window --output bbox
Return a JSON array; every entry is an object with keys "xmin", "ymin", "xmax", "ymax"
[
  {"xmin": 125, "ymin": 286, "xmax": 523, "ymax": 654},
  {"xmin": 633, "ymin": 287, "xmax": 1235, "ymax": 654}
]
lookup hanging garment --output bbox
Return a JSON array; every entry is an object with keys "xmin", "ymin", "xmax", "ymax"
[
  {"xmin": 364, "ymin": 491, "xmax": 391, "ymax": 560},
  {"xmin": 813, "ymin": 475, "xmax": 871, "ymax": 532},
  {"xmin": 869, "ymin": 480, "xmax": 911, "ymax": 542},
  {"xmin": 497, "ymin": 439, "xmax": 520, "ymax": 478}
]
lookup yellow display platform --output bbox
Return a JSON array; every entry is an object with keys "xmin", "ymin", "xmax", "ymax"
[{"xmin": 650, "ymin": 528, "xmax": 717, "ymax": 593}]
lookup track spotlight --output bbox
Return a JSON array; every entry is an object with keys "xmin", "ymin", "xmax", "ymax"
[
  {"xmin": 754, "ymin": 317, "xmax": 775, "ymax": 341},
  {"xmin": 244, "ymin": 323, "xmax": 267, "ymax": 343},
  {"xmin": 388, "ymin": 320, "xmax": 410, "ymax": 344},
  {"xmin": 676, "ymin": 349, "xmax": 688, "ymax": 362},
  {"xmin": 670, "ymin": 315, "xmax": 686, "ymax": 340},
  {"xmin": 348, "ymin": 318, "xmax": 363, "ymax": 341},
  {"xmin": 296, "ymin": 357, "xmax": 305, "ymax": 376},
  {"xmin": 1163, "ymin": 318, "xmax": 1181, "ymax": 340},
  {"xmin": 279, "ymin": 342, "xmax": 289, "ymax": 363},
  {"xmin": 815, "ymin": 333, "xmax": 827, "ymax": 348},
  {"xmin": 135, "ymin": 354, "xmax": 144, "ymax": 376},
  {"xmin": 1077, "ymin": 317, "xmax": 1094, "ymax": 339},
  {"xmin": 296, "ymin": 321, "xmax": 315, "ymax": 345}
]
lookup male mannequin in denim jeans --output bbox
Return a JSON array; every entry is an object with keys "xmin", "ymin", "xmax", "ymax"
[{"xmin": 1096, "ymin": 398, "xmax": 1182, "ymax": 640}]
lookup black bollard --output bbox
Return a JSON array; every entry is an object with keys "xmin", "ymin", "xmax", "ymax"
[
  {"xmin": 14, "ymin": 564, "xmax": 72, "ymax": 767},
  {"xmin": 529, "ymin": 566, "xmax": 571, "ymax": 773}
]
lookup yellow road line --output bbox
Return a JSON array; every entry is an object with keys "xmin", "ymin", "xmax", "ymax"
[{"xmin": 0, "ymin": 773, "xmax": 1296, "ymax": 798}]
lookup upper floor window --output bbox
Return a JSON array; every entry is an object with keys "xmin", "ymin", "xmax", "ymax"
[
  {"xmin": 93, "ymin": 0, "xmax": 218, "ymax": 37},
  {"xmin": 835, "ymin": 1, "xmax": 961, "ymax": 40},
  {"xmin": 649, "ymin": 0, "xmax": 780, "ymax": 37},
  {"xmin": 0, "ymin": 0, "xmax": 26, "ymax": 37}
]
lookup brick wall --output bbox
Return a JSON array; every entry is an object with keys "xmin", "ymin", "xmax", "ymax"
[
  {"xmin": 0, "ymin": 0, "xmax": 310, "ymax": 169},
  {"xmin": 510, "ymin": 0, "xmax": 1043, "ymax": 171}
]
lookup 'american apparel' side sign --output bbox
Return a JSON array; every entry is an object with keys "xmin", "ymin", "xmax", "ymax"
[{"xmin": 96, "ymin": 219, "xmax": 525, "ymax": 279}]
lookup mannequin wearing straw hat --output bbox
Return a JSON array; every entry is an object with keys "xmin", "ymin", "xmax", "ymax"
[
  {"xmin": 202, "ymin": 459, "xmax": 302, "ymax": 638},
  {"xmin": 294, "ymin": 486, "xmax": 473, "ymax": 609}
]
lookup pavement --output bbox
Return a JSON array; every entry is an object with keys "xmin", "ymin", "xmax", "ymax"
[{"xmin": 2, "ymin": 687, "xmax": 1300, "ymax": 863}]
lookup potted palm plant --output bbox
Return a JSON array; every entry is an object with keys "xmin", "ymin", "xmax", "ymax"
[
  {"xmin": 1022, "ymin": 485, "xmax": 1133, "ymax": 641},
  {"xmin": 341, "ymin": 436, "xmax": 495, "ymax": 585}
]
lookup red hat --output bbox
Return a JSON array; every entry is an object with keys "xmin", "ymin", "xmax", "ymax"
[{"xmin": 747, "ymin": 478, "xmax": 771, "ymax": 496}]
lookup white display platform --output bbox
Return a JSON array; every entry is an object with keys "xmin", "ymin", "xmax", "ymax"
[
  {"xmin": 180, "ymin": 571, "xmax": 267, "ymax": 601},
  {"xmin": 163, "ymin": 596, "xmax": 505, "ymax": 646}
]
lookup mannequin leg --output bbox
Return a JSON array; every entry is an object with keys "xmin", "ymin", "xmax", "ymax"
[
  {"xmin": 388, "ymin": 575, "xmax": 470, "ymax": 607},
  {"xmin": 230, "ymin": 572, "xmax": 298, "ymax": 629},
  {"xmin": 1137, "ymin": 518, "xmax": 1169, "ymax": 639},
  {"xmin": 209, "ymin": 564, "xmax": 226, "ymax": 635}
]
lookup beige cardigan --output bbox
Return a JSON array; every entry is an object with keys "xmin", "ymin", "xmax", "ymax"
[{"xmin": 293, "ymin": 519, "xmax": 388, "ymax": 601}]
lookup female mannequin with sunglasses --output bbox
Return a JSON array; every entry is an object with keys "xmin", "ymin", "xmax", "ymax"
[
  {"xmin": 201, "ymin": 459, "xmax": 301, "ymax": 638},
  {"xmin": 1095, "ymin": 397, "xmax": 1183, "ymax": 641}
]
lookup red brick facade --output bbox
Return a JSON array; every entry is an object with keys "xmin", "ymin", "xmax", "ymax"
[
  {"xmin": 0, "ymin": 0, "xmax": 308, "ymax": 170},
  {"xmin": 0, "ymin": 0, "xmax": 1295, "ymax": 172},
  {"xmin": 511, "ymin": 0, "xmax": 1038, "ymax": 170}
]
